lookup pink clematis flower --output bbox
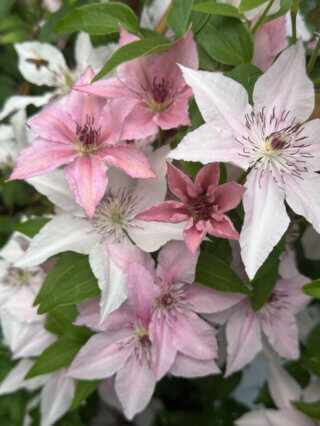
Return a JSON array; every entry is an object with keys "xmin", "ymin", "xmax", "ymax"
[
  {"xmin": 136, "ymin": 163, "xmax": 245, "ymax": 254},
  {"xmin": 170, "ymin": 41, "xmax": 320, "ymax": 279},
  {"xmin": 73, "ymin": 27, "xmax": 199, "ymax": 140},
  {"xmin": 9, "ymin": 67, "xmax": 156, "ymax": 218}
]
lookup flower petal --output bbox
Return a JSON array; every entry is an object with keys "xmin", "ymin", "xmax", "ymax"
[
  {"xmin": 195, "ymin": 163, "xmax": 220, "ymax": 192},
  {"xmin": 267, "ymin": 361, "xmax": 301, "ymax": 409},
  {"xmin": 170, "ymin": 353, "xmax": 220, "ymax": 378},
  {"xmin": 166, "ymin": 162, "xmax": 198, "ymax": 201},
  {"xmin": 206, "ymin": 215, "xmax": 240, "ymax": 240},
  {"xmin": 184, "ymin": 218, "xmax": 207, "ymax": 255},
  {"xmin": 212, "ymin": 181, "xmax": 245, "ymax": 213},
  {"xmin": 64, "ymin": 154, "xmax": 108, "ymax": 219},
  {"xmin": 136, "ymin": 200, "xmax": 189, "ymax": 223},
  {"xmin": 0, "ymin": 93, "xmax": 53, "ymax": 121},
  {"xmin": 240, "ymin": 170, "xmax": 289, "ymax": 280}
]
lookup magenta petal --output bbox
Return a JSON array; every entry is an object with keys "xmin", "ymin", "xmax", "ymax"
[
  {"xmin": 27, "ymin": 104, "xmax": 75, "ymax": 144},
  {"xmin": 9, "ymin": 138, "xmax": 77, "ymax": 180},
  {"xmin": 68, "ymin": 333, "xmax": 132, "ymax": 380},
  {"xmin": 172, "ymin": 311, "xmax": 218, "ymax": 360},
  {"xmin": 170, "ymin": 353, "xmax": 220, "ymax": 378},
  {"xmin": 195, "ymin": 163, "xmax": 220, "ymax": 193},
  {"xmin": 206, "ymin": 216, "xmax": 239, "ymax": 240},
  {"xmin": 136, "ymin": 200, "xmax": 189, "ymax": 223},
  {"xmin": 167, "ymin": 162, "xmax": 198, "ymax": 202},
  {"xmin": 149, "ymin": 312, "xmax": 177, "ymax": 380},
  {"xmin": 183, "ymin": 219, "xmax": 206, "ymax": 255},
  {"xmin": 100, "ymin": 144, "xmax": 156, "ymax": 179},
  {"xmin": 213, "ymin": 182, "xmax": 245, "ymax": 213},
  {"xmin": 115, "ymin": 354, "xmax": 156, "ymax": 420},
  {"xmin": 64, "ymin": 155, "xmax": 108, "ymax": 219}
]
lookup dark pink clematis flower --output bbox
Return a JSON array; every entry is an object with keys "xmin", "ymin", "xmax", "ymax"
[
  {"xmin": 136, "ymin": 163, "xmax": 245, "ymax": 254},
  {"xmin": 73, "ymin": 27, "xmax": 199, "ymax": 140},
  {"xmin": 9, "ymin": 67, "xmax": 156, "ymax": 218}
]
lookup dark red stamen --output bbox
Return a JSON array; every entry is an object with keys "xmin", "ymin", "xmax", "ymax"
[
  {"xmin": 76, "ymin": 115, "xmax": 101, "ymax": 148},
  {"xmin": 139, "ymin": 334, "xmax": 151, "ymax": 347},
  {"xmin": 192, "ymin": 198, "xmax": 212, "ymax": 219},
  {"xmin": 161, "ymin": 292, "xmax": 174, "ymax": 307},
  {"xmin": 152, "ymin": 77, "xmax": 170, "ymax": 104}
]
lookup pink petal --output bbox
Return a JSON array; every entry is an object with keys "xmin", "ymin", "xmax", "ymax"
[
  {"xmin": 225, "ymin": 301, "xmax": 262, "ymax": 376},
  {"xmin": 119, "ymin": 101, "xmax": 159, "ymax": 140},
  {"xmin": 253, "ymin": 41, "xmax": 314, "ymax": 124},
  {"xmin": 115, "ymin": 354, "xmax": 156, "ymax": 420},
  {"xmin": 136, "ymin": 200, "xmax": 190, "ymax": 223},
  {"xmin": 100, "ymin": 144, "xmax": 156, "ymax": 179},
  {"xmin": 64, "ymin": 154, "xmax": 108, "ymax": 218},
  {"xmin": 157, "ymin": 240, "xmax": 198, "ymax": 286},
  {"xmin": 276, "ymin": 276, "xmax": 311, "ymax": 313},
  {"xmin": 167, "ymin": 162, "xmax": 198, "ymax": 202},
  {"xmin": 267, "ymin": 361, "xmax": 301, "ymax": 410},
  {"xmin": 240, "ymin": 170, "xmax": 289, "ymax": 280},
  {"xmin": 67, "ymin": 67, "xmax": 107, "ymax": 127},
  {"xmin": 68, "ymin": 333, "xmax": 132, "ymax": 380},
  {"xmin": 284, "ymin": 171, "xmax": 320, "ymax": 234},
  {"xmin": 149, "ymin": 28, "xmax": 199, "ymax": 94},
  {"xmin": 27, "ymin": 104, "xmax": 75, "ymax": 144},
  {"xmin": 9, "ymin": 138, "xmax": 77, "ymax": 180},
  {"xmin": 261, "ymin": 310, "xmax": 299, "ymax": 359},
  {"xmin": 252, "ymin": 26, "xmax": 273, "ymax": 72},
  {"xmin": 195, "ymin": 163, "xmax": 220, "ymax": 192},
  {"xmin": 153, "ymin": 94, "xmax": 191, "ymax": 130},
  {"xmin": 75, "ymin": 299, "xmax": 104, "ymax": 331},
  {"xmin": 183, "ymin": 218, "xmax": 207, "ymax": 255},
  {"xmin": 206, "ymin": 215, "xmax": 239, "ymax": 240},
  {"xmin": 118, "ymin": 26, "xmax": 140, "ymax": 46},
  {"xmin": 172, "ymin": 311, "xmax": 218, "ymax": 360},
  {"xmin": 170, "ymin": 353, "xmax": 220, "ymax": 378},
  {"xmin": 184, "ymin": 283, "xmax": 245, "ymax": 314},
  {"xmin": 212, "ymin": 181, "xmax": 245, "ymax": 213},
  {"xmin": 149, "ymin": 312, "xmax": 177, "ymax": 380},
  {"xmin": 72, "ymin": 77, "xmax": 133, "ymax": 99}
]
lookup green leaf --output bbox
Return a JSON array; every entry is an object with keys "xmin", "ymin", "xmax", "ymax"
[
  {"xmin": 192, "ymin": 2, "xmax": 242, "ymax": 18},
  {"xmin": 188, "ymin": 0, "xmax": 210, "ymax": 35},
  {"xmin": 55, "ymin": 2, "xmax": 140, "ymax": 36},
  {"xmin": 35, "ymin": 252, "xmax": 100, "ymax": 314},
  {"xmin": 14, "ymin": 217, "xmax": 50, "ymax": 238},
  {"xmin": 291, "ymin": 400, "xmax": 320, "ymax": 420},
  {"xmin": 197, "ymin": 16, "xmax": 254, "ymax": 66},
  {"xmin": 265, "ymin": 0, "xmax": 292, "ymax": 22},
  {"xmin": 70, "ymin": 380, "xmax": 101, "ymax": 410},
  {"xmin": 195, "ymin": 251, "xmax": 251, "ymax": 294},
  {"xmin": 225, "ymin": 64, "xmax": 262, "ymax": 104},
  {"xmin": 250, "ymin": 238, "xmax": 285, "ymax": 311},
  {"xmin": 167, "ymin": 0, "xmax": 194, "ymax": 37},
  {"xmin": 302, "ymin": 279, "xmax": 320, "ymax": 298},
  {"xmin": 93, "ymin": 36, "xmax": 181, "ymax": 81},
  {"xmin": 239, "ymin": 0, "xmax": 268, "ymax": 12},
  {"xmin": 25, "ymin": 337, "xmax": 83, "ymax": 379},
  {"xmin": 0, "ymin": 30, "xmax": 29, "ymax": 44}
]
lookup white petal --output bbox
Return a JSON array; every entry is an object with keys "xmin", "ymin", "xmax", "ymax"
[
  {"xmin": 0, "ymin": 359, "xmax": 48, "ymax": 395},
  {"xmin": 301, "ymin": 119, "xmax": 320, "ymax": 172},
  {"xmin": 301, "ymin": 225, "xmax": 320, "ymax": 260},
  {"xmin": 10, "ymin": 108, "xmax": 28, "ymax": 150},
  {"xmin": 240, "ymin": 170, "xmax": 289, "ymax": 280},
  {"xmin": 140, "ymin": 0, "xmax": 171, "ymax": 29},
  {"xmin": 0, "ymin": 232, "xmax": 26, "ymax": 263},
  {"xmin": 169, "ymin": 122, "xmax": 250, "ymax": 170},
  {"xmin": 14, "ymin": 41, "xmax": 67, "ymax": 87},
  {"xmin": 235, "ymin": 409, "xmax": 276, "ymax": 426},
  {"xmin": 253, "ymin": 41, "xmax": 314, "ymax": 124},
  {"xmin": 179, "ymin": 65, "xmax": 251, "ymax": 134},
  {"xmin": 89, "ymin": 243, "xmax": 127, "ymax": 322},
  {"xmin": 40, "ymin": 369, "xmax": 75, "ymax": 426},
  {"xmin": 0, "ymin": 93, "xmax": 53, "ymax": 120},
  {"xmin": 267, "ymin": 361, "xmax": 301, "ymax": 409},
  {"xmin": 284, "ymin": 172, "xmax": 320, "ymax": 234},
  {"xmin": 128, "ymin": 220, "xmax": 185, "ymax": 252},
  {"xmin": 27, "ymin": 170, "xmax": 84, "ymax": 216},
  {"xmin": 286, "ymin": 11, "xmax": 312, "ymax": 41},
  {"xmin": 15, "ymin": 215, "xmax": 100, "ymax": 268}
]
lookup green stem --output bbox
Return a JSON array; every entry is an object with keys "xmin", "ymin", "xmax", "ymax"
[
  {"xmin": 314, "ymin": 77, "xmax": 320, "ymax": 86},
  {"xmin": 251, "ymin": 0, "xmax": 275, "ymax": 34},
  {"xmin": 307, "ymin": 36, "xmax": 320, "ymax": 75},
  {"xmin": 290, "ymin": 0, "xmax": 299, "ymax": 44}
]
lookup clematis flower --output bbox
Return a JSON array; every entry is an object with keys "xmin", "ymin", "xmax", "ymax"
[
  {"xmin": 217, "ymin": 0, "xmax": 280, "ymax": 20},
  {"xmin": 235, "ymin": 360, "xmax": 320, "ymax": 426},
  {"xmin": 0, "ymin": 232, "xmax": 55, "ymax": 358},
  {"xmin": 9, "ymin": 67, "xmax": 156, "ymax": 218},
  {"xmin": 206, "ymin": 265, "xmax": 311, "ymax": 376},
  {"xmin": 136, "ymin": 162, "xmax": 244, "ymax": 255},
  {"xmin": 16, "ymin": 147, "xmax": 184, "ymax": 321},
  {"xmin": 73, "ymin": 27, "xmax": 199, "ymax": 140},
  {"xmin": 0, "ymin": 33, "xmax": 117, "ymax": 120},
  {"xmin": 170, "ymin": 41, "xmax": 320, "ymax": 279}
]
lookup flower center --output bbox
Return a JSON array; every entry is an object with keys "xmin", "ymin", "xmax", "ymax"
[
  {"xmin": 236, "ymin": 107, "xmax": 312, "ymax": 184},
  {"xmin": 133, "ymin": 322, "xmax": 152, "ymax": 361},
  {"xmin": 90, "ymin": 189, "xmax": 139, "ymax": 241},
  {"xmin": 76, "ymin": 115, "xmax": 101, "ymax": 153},
  {"xmin": 145, "ymin": 77, "xmax": 172, "ymax": 112},
  {"xmin": 4, "ymin": 267, "xmax": 30, "ymax": 287},
  {"xmin": 191, "ymin": 197, "xmax": 212, "ymax": 220}
]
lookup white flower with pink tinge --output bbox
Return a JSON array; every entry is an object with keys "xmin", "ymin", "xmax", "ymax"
[{"xmin": 170, "ymin": 41, "xmax": 320, "ymax": 280}]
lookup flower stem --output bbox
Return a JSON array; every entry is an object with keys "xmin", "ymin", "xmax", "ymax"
[
  {"xmin": 290, "ymin": 0, "xmax": 300, "ymax": 44},
  {"xmin": 307, "ymin": 35, "xmax": 320, "ymax": 75},
  {"xmin": 155, "ymin": 0, "xmax": 174, "ymax": 34},
  {"xmin": 251, "ymin": 0, "xmax": 275, "ymax": 34}
]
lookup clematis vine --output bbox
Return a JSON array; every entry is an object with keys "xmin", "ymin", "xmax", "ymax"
[
  {"xmin": 73, "ymin": 27, "xmax": 199, "ymax": 140},
  {"xmin": 136, "ymin": 162, "xmax": 244, "ymax": 255},
  {"xmin": 9, "ymin": 67, "xmax": 156, "ymax": 218},
  {"xmin": 170, "ymin": 41, "xmax": 320, "ymax": 279},
  {"xmin": 16, "ymin": 148, "xmax": 184, "ymax": 321}
]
